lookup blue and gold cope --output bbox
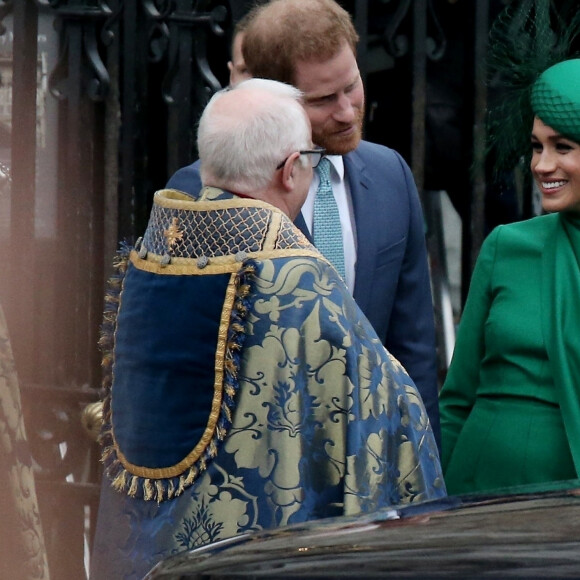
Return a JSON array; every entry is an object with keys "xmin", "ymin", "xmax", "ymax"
[{"xmin": 92, "ymin": 188, "xmax": 445, "ymax": 580}]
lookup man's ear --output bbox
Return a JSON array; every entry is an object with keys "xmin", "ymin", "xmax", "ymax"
[{"xmin": 280, "ymin": 152, "xmax": 300, "ymax": 191}]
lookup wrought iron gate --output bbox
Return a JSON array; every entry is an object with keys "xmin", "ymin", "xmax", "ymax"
[{"xmin": 1, "ymin": 1, "xmax": 503, "ymax": 577}]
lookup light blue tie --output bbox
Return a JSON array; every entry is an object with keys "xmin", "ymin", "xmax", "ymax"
[{"xmin": 313, "ymin": 157, "xmax": 345, "ymax": 279}]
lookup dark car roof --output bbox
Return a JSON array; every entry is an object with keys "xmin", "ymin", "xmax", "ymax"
[{"xmin": 145, "ymin": 482, "xmax": 580, "ymax": 579}]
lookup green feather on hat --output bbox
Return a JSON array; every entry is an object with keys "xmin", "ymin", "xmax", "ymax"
[{"xmin": 485, "ymin": 0, "xmax": 580, "ymax": 178}]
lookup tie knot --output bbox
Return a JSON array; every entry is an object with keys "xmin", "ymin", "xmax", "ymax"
[{"xmin": 316, "ymin": 157, "xmax": 331, "ymax": 180}]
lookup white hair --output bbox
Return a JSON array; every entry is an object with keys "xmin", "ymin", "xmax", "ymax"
[{"xmin": 198, "ymin": 78, "xmax": 311, "ymax": 192}]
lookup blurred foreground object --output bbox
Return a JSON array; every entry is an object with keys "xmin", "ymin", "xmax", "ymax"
[{"xmin": 0, "ymin": 302, "xmax": 50, "ymax": 579}]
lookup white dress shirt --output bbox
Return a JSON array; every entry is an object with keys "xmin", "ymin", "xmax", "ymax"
[{"xmin": 301, "ymin": 155, "xmax": 357, "ymax": 293}]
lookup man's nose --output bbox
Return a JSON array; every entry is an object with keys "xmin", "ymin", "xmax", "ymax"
[{"xmin": 333, "ymin": 93, "xmax": 356, "ymax": 122}]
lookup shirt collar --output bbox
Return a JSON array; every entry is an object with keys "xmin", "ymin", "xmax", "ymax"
[{"xmin": 324, "ymin": 155, "xmax": 345, "ymax": 181}]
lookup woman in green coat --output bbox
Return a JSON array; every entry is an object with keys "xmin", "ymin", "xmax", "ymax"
[{"xmin": 440, "ymin": 57, "xmax": 580, "ymax": 495}]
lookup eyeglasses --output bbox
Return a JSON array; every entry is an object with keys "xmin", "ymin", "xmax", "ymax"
[{"xmin": 276, "ymin": 147, "xmax": 326, "ymax": 170}]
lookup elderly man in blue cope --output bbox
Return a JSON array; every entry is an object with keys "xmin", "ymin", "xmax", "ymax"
[
  {"xmin": 90, "ymin": 78, "xmax": 445, "ymax": 580},
  {"xmin": 167, "ymin": 0, "xmax": 441, "ymax": 449}
]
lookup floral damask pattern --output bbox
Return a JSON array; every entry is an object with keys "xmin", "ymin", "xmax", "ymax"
[{"xmin": 159, "ymin": 256, "xmax": 445, "ymax": 552}]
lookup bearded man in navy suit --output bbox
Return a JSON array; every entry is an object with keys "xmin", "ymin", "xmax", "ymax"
[{"xmin": 166, "ymin": 0, "xmax": 440, "ymax": 446}]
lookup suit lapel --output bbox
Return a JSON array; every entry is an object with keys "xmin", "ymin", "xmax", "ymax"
[{"xmin": 344, "ymin": 149, "xmax": 374, "ymax": 311}]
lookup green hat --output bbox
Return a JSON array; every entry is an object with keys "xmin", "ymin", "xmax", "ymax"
[{"xmin": 531, "ymin": 59, "xmax": 580, "ymax": 143}]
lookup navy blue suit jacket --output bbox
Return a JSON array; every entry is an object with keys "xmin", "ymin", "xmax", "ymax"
[{"xmin": 166, "ymin": 140, "xmax": 440, "ymax": 445}]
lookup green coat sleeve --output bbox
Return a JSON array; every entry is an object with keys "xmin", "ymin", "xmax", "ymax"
[{"xmin": 439, "ymin": 227, "xmax": 500, "ymax": 472}]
